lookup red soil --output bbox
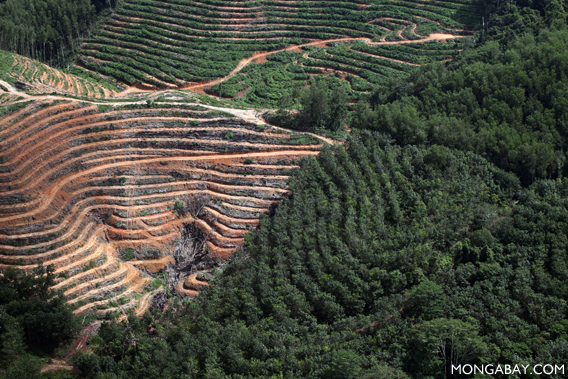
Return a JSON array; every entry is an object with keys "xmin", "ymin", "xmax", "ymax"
[
  {"xmin": 0, "ymin": 96, "xmax": 327, "ymax": 310},
  {"xmin": 237, "ymin": 86, "xmax": 251, "ymax": 98}
]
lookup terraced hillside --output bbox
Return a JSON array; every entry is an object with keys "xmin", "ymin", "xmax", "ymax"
[
  {"xmin": 78, "ymin": 0, "xmax": 478, "ymax": 102},
  {"xmin": 0, "ymin": 51, "xmax": 121, "ymax": 99},
  {"xmin": 0, "ymin": 75, "xmax": 325, "ymax": 316},
  {"xmin": 206, "ymin": 35, "xmax": 468, "ymax": 105}
]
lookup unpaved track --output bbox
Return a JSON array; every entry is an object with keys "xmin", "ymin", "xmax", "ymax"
[
  {"xmin": 65, "ymin": 322, "xmax": 101, "ymax": 360},
  {"xmin": 4, "ymin": 86, "xmax": 335, "ymax": 144},
  {"xmin": 0, "ymin": 78, "xmax": 17, "ymax": 93},
  {"xmin": 41, "ymin": 364, "xmax": 74, "ymax": 373},
  {"xmin": 180, "ymin": 33, "xmax": 464, "ymax": 93}
]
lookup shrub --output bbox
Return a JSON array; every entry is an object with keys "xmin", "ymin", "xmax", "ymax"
[{"xmin": 121, "ymin": 248, "xmax": 135, "ymax": 261}]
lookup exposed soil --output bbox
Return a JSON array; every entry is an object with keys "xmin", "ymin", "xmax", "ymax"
[
  {"xmin": 0, "ymin": 80, "xmax": 330, "ymax": 315},
  {"xmin": 65, "ymin": 322, "xmax": 101, "ymax": 360}
]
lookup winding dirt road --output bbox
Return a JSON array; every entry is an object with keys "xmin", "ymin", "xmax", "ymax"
[{"xmin": 180, "ymin": 33, "xmax": 466, "ymax": 93}]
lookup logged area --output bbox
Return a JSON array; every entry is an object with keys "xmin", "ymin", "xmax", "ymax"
[
  {"xmin": 0, "ymin": 0, "xmax": 481, "ymax": 330},
  {"xmin": 0, "ymin": 64, "xmax": 325, "ymax": 315},
  {"xmin": 4, "ymin": 0, "xmax": 568, "ymax": 377}
]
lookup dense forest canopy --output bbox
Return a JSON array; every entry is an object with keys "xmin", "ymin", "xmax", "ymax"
[
  {"xmin": 270, "ymin": 0, "xmax": 568, "ymax": 186},
  {"xmin": 72, "ymin": 133, "xmax": 568, "ymax": 379},
  {"xmin": 0, "ymin": 0, "xmax": 115, "ymax": 66},
  {"xmin": 0, "ymin": 265, "xmax": 78, "ymax": 379},
  {"xmin": 352, "ymin": 28, "xmax": 568, "ymax": 186},
  {"xmin": 66, "ymin": 2, "xmax": 568, "ymax": 376}
]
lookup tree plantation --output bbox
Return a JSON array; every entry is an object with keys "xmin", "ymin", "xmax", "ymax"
[
  {"xmin": 0, "ymin": 0, "xmax": 567, "ymax": 377},
  {"xmin": 0, "ymin": 0, "xmax": 107, "ymax": 66}
]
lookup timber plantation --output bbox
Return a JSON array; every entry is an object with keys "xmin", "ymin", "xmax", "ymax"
[{"xmin": 0, "ymin": 0, "xmax": 568, "ymax": 378}]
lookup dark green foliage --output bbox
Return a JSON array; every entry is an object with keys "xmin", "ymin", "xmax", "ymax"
[
  {"xmin": 76, "ymin": 132, "xmax": 568, "ymax": 378},
  {"xmin": 2, "ymin": 356, "xmax": 41, "ymax": 379},
  {"xmin": 408, "ymin": 318, "xmax": 488, "ymax": 377},
  {"xmin": 267, "ymin": 77, "xmax": 349, "ymax": 132},
  {"xmin": 120, "ymin": 248, "xmax": 135, "ymax": 262},
  {"xmin": 0, "ymin": 315, "xmax": 26, "ymax": 365},
  {"xmin": 355, "ymin": 27, "xmax": 568, "ymax": 185},
  {"xmin": 39, "ymin": 369, "xmax": 81, "ymax": 379},
  {"xmin": 0, "ymin": 264, "xmax": 79, "ymax": 354},
  {"xmin": 0, "ymin": 265, "xmax": 79, "ymax": 376},
  {"xmin": 299, "ymin": 78, "xmax": 349, "ymax": 131},
  {"xmin": 324, "ymin": 350, "xmax": 362, "ymax": 379},
  {"xmin": 0, "ymin": 0, "xmax": 98, "ymax": 66},
  {"xmin": 469, "ymin": 228, "xmax": 495, "ymax": 247},
  {"xmin": 406, "ymin": 281, "xmax": 446, "ymax": 321},
  {"xmin": 0, "ymin": 2, "xmax": 562, "ymax": 379},
  {"xmin": 360, "ymin": 366, "xmax": 410, "ymax": 379},
  {"xmin": 72, "ymin": 352, "xmax": 103, "ymax": 378}
]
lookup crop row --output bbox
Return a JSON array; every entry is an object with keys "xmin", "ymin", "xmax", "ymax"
[
  {"xmin": 205, "ymin": 36, "xmax": 464, "ymax": 106},
  {"xmin": 6, "ymin": 53, "xmax": 117, "ymax": 98},
  {"xmin": 82, "ymin": 0, "xmax": 476, "ymax": 88},
  {"xmin": 350, "ymin": 40, "xmax": 463, "ymax": 63}
]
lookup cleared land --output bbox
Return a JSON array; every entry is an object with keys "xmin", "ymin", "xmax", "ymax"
[
  {"xmin": 0, "ymin": 67, "xmax": 325, "ymax": 316},
  {"xmin": 0, "ymin": 51, "xmax": 122, "ymax": 99}
]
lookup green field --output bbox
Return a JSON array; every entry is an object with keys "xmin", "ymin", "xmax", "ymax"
[{"xmin": 79, "ymin": 0, "xmax": 480, "ymax": 102}]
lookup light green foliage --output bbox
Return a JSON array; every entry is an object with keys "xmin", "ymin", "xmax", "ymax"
[{"xmin": 78, "ymin": 0, "xmax": 477, "ymax": 94}]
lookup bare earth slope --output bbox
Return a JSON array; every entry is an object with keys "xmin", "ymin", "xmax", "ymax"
[{"xmin": 0, "ymin": 68, "xmax": 326, "ymax": 316}]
